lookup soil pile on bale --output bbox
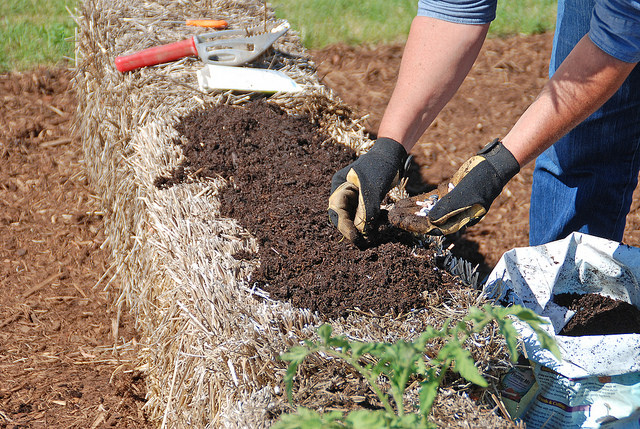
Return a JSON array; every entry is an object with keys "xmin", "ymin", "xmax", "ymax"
[{"xmin": 156, "ymin": 100, "xmax": 460, "ymax": 320}]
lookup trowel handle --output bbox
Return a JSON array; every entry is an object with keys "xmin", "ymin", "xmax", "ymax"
[{"xmin": 115, "ymin": 37, "xmax": 198, "ymax": 72}]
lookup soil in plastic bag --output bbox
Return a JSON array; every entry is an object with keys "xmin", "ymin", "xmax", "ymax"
[{"xmin": 554, "ymin": 293, "xmax": 640, "ymax": 336}]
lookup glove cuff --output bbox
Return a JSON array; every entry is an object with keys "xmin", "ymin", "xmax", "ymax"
[
  {"xmin": 369, "ymin": 137, "xmax": 408, "ymax": 172},
  {"xmin": 478, "ymin": 138, "xmax": 520, "ymax": 185}
]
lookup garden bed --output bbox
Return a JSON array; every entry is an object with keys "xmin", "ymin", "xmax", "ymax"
[
  {"xmin": 73, "ymin": 0, "xmax": 512, "ymax": 426},
  {"xmin": 157, "ymin": 100, "xmax": 463, "ymax": 320}
]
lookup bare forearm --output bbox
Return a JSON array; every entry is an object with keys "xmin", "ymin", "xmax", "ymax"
[
  {"xmin": 502, "ymin": 35, "xmax": 637, "ymax": 166},
  {"xmin": 378, "ymin": 17, "xmax": 489, "ymax": 152}
]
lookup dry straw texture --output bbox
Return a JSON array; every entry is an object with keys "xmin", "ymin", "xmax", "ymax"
[{"xmin": 73, "ymin": 0, "xmax": 513, "ymax": 427}]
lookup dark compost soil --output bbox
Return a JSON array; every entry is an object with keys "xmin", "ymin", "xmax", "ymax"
[
  {"xmin": 554, "ymin": 293, "xmax": 640, "ymax": 336},
  {"xmin": 158, "ymin": 100, "xmax": 462, "ymax": 320}
]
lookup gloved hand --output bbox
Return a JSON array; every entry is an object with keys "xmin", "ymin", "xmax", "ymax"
[
  {"xmin": 427, "ymin": 138, "xmax": 520, "ymax": 235},
  {"xmin": 328, "ymin": 137, "xmax": 408, "ymax": 242}
]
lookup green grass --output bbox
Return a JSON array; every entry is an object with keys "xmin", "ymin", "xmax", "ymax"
[
  {"xmin": 493, "ymin": 0, "xmax": 558, "ymax": 36},
  {"xmin": 270, "ymin": 0, "xmax": 557, "ymax": 49},
  {"xmin": 0, "ymin": 0, "xmax": 557, "ymax": 71},
  {"xmin": 0, "ymin": 0, "xmax": 77, "ymax": 72},
  {"xmin": 271, "ymin": 0, "xmax": 417, "ymax": 48}
]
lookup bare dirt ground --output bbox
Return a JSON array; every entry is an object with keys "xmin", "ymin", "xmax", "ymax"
[
  {"xmin": 0, "ymin": 68, "xmax": 150, "ymax": 428},
  {"xmin": 1, "ymin": 32, "xmax": 639, "ymax": 427}
]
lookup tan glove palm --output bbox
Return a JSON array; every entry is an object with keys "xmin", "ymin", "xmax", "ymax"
[
  {"xmin": 389, "ymin": 139, "xmax": 520, "ymax": 236},
  {"xmin": 328, "ymin": 138, "xmax": 408, "ymax": 242}
]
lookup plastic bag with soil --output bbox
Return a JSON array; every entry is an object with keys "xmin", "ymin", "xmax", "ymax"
[{"xmin": 484, "ymin": 232, "xmax": 640, "ymax": 428}]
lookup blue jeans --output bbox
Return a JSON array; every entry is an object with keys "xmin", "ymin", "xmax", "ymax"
[{"xmin": 529, "ymin": 0, "xmax": 640, "ymax": 245}]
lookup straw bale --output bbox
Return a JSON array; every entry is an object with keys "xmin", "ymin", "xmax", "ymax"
[{"xmin": 73, "ymin": 0, "xmax": 511, "ymax": 427}]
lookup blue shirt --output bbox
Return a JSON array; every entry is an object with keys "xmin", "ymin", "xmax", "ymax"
[
  {"xmin": 417, "ymin": 0, "xmax": 640, "ymax": 62},
  {"xmin": 417, "ymin": 0, "xmax": 497, "ymax": 24},
  {"xmin": 590, "ymin": 0, "xmax": 640, "ymax": 62}
]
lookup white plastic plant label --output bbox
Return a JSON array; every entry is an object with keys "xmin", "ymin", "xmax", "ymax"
[
  {"xmin": 197, "ymin": 64, "xmax": 303, "ymax": 93},
  {"xmin": 483, "ymin": 232, "xmax": 640, "ymax": 428}
]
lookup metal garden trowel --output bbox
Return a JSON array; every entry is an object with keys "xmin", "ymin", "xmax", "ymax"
[{"xmin": 115, "ymin": 21, "xmax": 290, "ymax": 72}]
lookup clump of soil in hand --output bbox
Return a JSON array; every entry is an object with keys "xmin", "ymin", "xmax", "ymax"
[
  {"xmin": 554, "ymin": 293, "xmax": 640, "ymax": 336},
  {"xmin": 157, "ymin": 100, "xmax": 461, "ymax": 320}
]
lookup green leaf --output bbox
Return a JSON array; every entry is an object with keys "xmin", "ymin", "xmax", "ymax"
[
  {"xmin": 500, "ymin": 305, "xmax": 561, "ymax": 361},
  {"xmin": 281, "ymin": 346, "xmax": 314, "ymax": 403},
  {"xmin": 350, "ymin": 341, "xmax": 375, "ymax": 360},
  {"xmin": 280, "ymin": 345, "xmax": 312, "ymax": 363},
  {"xmin": 345, "ymin": 410, "xmax": 391, "ymax": 429},
  {"xmin": 394, "ymin": 413, "xmax": 430, "ymax": 429},
  {"xmin": 455, "ymin": 320, "xmax": 469, "ymax": 332},
  {"xmin": 318, "ymin": 324, "xmax": 333, "ymax": 343},
  {"xmin": 418, "ymin": 378, "xmax": 440, "ymax": 417},
  {"xmin": 531, "ymin": 326, "xmax": 562, "ymax": 360},
  {"xmin": 465, "ymin": 306, "xmax": 487, "ymax": 323},
  {"xmin": 465, "ymin": 306, "xmax": 494, "ymax": 332},
  {"xmin": 371, "ymin": 341, "xmax": 421, "ymax": 386},
  {"xmin": 326, "ymin": 335, "xmax": 351, "ymax": 350},
  {"xmin": 345, "ymin": 410, "xmax": 430, "ymax": 429},
  {"xmin": 316, "ymin": 324, "xmax": 350, "ymax": 350},
  {"xmin": 494, "ymin": 316, "xmax": 520, "ymax": 361},
  {"xmin": 283, "ymin": 360, "xmax": 300, "ymax": 403},
  {"xmin": 450, "ymin": 346, "xmax": 487, "ymax": 387},
  {"xmin": 272, "ymin": 407, "xmax": 344, "ymax": 429},
  {"xmin": 368, "ymin": 342, "xmax": 393, "ymax": 356},
  {"xmin": 415, "ymin": 327, "xmax": 440, "ymax": 349},
  {"xmin": 510, "ymin": 306, "xmax": 549, "ymax": 324}
]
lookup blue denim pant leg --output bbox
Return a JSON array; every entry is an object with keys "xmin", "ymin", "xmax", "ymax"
[{"xmin": 529, "ymin": 0, "xmax": 640, "ymax": 246}]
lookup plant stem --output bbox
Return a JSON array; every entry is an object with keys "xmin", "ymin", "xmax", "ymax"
[
  {"xmin": 390, "ymin": 386, "xmax": 406, "ymax": 416},
  {"xmin": 324, "ymin": 348, "xmax": 395, "ymax": 415}
]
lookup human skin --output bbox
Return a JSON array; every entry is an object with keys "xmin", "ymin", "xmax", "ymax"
[
  {"xmin": 378, "ymin": 16, "xmax": 638, "ymax": 167},
  {"xmin": 501, "ymin": 34, "xmax": 637, "ymax": 166},
  {"xmin": 377, "ymin": 16, "xmax": 489, "ymax": 151}
]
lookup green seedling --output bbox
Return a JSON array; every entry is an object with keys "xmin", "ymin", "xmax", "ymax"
[{"xmin": 275, "ymin": 304, "xmax": 560, "ymax": 429}]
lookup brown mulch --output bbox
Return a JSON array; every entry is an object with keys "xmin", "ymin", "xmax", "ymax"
[{"xmin": 0, "ymin": 68, "xmax": 150, "ymax": 428}]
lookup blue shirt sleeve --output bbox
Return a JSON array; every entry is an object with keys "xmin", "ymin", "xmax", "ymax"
[
  {"xmin": 417, "ymin": 0, "xmax": 498, "ymax": 25},
  {"xmin": 589, "ymin": 0, "xmax": 640, "ymax": 63}
]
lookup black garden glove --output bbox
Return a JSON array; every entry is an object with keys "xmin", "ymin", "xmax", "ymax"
[
  {"xmin": 328, "ymin": 137, "xmax": 408, "ymax": 242},
  {"xmin": 427, "ymin": 138, "xmax": 520, "ymax": 235}
]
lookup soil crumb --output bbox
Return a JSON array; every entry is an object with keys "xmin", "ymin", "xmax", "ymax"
[
  {"xmin": 156, "ymin": 100, "xmax": 462, "ymax": 319},
  {"xmin": 554, "ymin": 293, "xmax": 640, "ymax": 336}
]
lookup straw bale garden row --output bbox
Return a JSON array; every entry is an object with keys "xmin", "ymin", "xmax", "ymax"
[{"xmin": 59, "ymin": 0, "xmax": 640, "ymax": 427}]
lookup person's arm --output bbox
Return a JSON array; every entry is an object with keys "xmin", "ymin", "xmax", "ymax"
[
  {"xmin": 328, "ymin": 16, "xmax": 490, "ymax": 242},
  {"xmin": 419, "ymin": 35, "xmax": 638, "ymax": 236},
  {"xmin": 502, "ymin": 34, "xmax": 637, "ymax": 166},
  {"xmin": 378, "ymin": 16, "xmax": 490, "ymax": 152}
]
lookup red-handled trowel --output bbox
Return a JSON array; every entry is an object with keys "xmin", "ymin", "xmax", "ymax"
[{"xmin": 115, "ymin": 21, "xmax": 290, "ymax": 72}]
